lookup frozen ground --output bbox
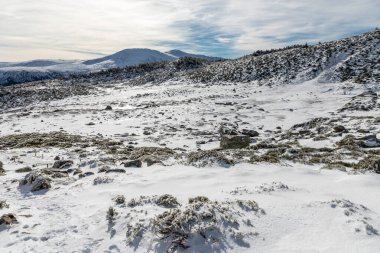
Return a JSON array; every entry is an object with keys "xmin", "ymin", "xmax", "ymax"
[
  {"xmin": 0, "ymin": 79, "xmax": 379, "ymax": 253},
  {"xmin": 1, "ymin": 79, "xmax": 377, "ymax": 150}
]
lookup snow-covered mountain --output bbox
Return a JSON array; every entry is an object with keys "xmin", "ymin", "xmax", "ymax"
[
  {"xmin": 83, "ymin": 48, "xmax": 175, "ymax": 68},
  {"xmin": 0, "ymin": 49, "xmax": 219, "ymax": 86}
]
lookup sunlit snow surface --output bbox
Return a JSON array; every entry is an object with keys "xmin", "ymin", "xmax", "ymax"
[{"xmin": 0, "ymin": 79, "xmax": 379, "ymax": 252}]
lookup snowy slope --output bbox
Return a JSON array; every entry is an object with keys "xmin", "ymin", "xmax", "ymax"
[
  {"xmin": 0, "ymin": 77, "xmax": 379, "ymax": 252},
  {"xmin": 189, "ymin": 29, "xmax": 380, "ymax": 84}
]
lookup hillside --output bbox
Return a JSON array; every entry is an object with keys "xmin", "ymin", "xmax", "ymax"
[
  {"xmin": 53, "ymin": 29, "xmax": 380, "ymax": 87},
  {"xmin": 189, "ymin": 29, "xmax": 380, "ymax": 84}
]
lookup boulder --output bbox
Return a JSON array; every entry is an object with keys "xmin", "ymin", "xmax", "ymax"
[
  {"xmin": 53, "ymin": 160, "xmax": 73, "ymax": 169},
  {"xmin": 73, "ymin": 169, "xmax": 83, "ymax": 176},
  {"xmin": 374, "ymin": 160, "xmax": 380, "ymax": 174},
  {"xmin": 145, "ymin": 156, "xmax": 162, "ymax": 167},
  {"xmin": 241, "ymin": 129, "xmax": 259, "ymax": 137},
  {"xmin": 0, "ymin": 161, "xmax": 4, "ymax": 175},
  {"xmin": 19, "ymin": 171, "xmax": 51, "ymax": 192},
  {"xmin": 78, "ymin": 172, "xmax": 95, "ymax": 178},
  {"xmin": 333, "ymin": 125, "xmax": 347, "ymax": 133},
  {"xmin": 105, "ymin": 105, "xmax": 113, "ymax": 110},
  {"xmin": 220, "ymin": 135, "xmax": 251, "ymax": 149},
  {"xmin": 123, "ymin": 160, "xmax": 142, "ymax": 168},
  {"xmin": 31, "ymin": 177, "xmax": 51, "ymax": 192},
  {"xmin": 0, "ymin": 214, "xmax": 17, "ymax": 225},
  {"xmin": 15, "ymin": 166, "xmax": 32, "ymax": 173},
  {"xmin": 105, "ymin": 169, "xmax": 126, "ymax": 174},
  {"xmin": 359, "ymin": 135, "xmax": 380, "ymax": 148}
]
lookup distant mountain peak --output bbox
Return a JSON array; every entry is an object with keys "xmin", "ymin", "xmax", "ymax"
[{"xmin": 166, "ymin": 50, "xmax": 224, "ymax": 61}]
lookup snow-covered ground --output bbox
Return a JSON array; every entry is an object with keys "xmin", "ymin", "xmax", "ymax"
[
  {"xmin": 0, "ymin": 80, "xmax": 374, "ymax": 150},
  {"xmin": 0, "ymin": 79, "xmax": 379, "ymax": 253}
]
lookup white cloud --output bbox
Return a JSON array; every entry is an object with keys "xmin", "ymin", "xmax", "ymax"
[{"xmin": 0, "ymin": 0, "xmax": 379, "ymax": 61}]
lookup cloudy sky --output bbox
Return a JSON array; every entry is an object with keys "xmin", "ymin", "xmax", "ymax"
[{"xmin": 1, "ymin": 0, "xmax": 379, "ymax": 61}]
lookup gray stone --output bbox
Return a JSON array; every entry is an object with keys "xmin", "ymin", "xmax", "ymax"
[
  {"xmin": 31, "ymin": 177, "xmax": 51, "ymax": 192},
  {"xmin": 53, "ymin": 160, "xmax": 73, "ymax": 169},
  {"xmin": 19, "ymin": 171, "xmax": 51, "ymax": 192},
  {"xmin": 241, "ymin": 129, "xmax": 259, "ymax": 137},
  {"xmin": 0, "ymin": 161, "xmax": 4, "ymax": 175},
  {"xmin": 123, "ymin": 160, "xmax": 142, "ymax": 168},
  {"xmin": 359, "ymin": 135, "xmax": 380, "ymax": 148},
  {"xmin": 145, "ymin": 156, "xmax": 162, "ymax": 167},
  {"xmin": 105, "ymin": 169, "xmax": 126, "ymax": 174},
  {"xmin": 374, "ymin": 160, "xmax": 380, "ymax": 174},
  {"xmin": 333, "ymin": 125, "xmax": 346, "ymax": 132},
  {"xmin": 15, "ymin": 166, "xmax": 32, "ymax": 173}
]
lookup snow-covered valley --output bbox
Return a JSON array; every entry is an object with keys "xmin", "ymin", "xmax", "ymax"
[
  {"xmin": 1, "ymin": 76, "xmax": 380, "ymax": 252},
  {"xmin": 0, "ymin": 30, "xmax": 380, "ymax": 253}
]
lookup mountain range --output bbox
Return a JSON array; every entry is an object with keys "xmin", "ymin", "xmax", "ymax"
[{"xmin": 0, "ymin": 49, "xmax": 222, "ymax": 86}]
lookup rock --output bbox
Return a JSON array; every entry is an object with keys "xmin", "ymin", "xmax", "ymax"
[
  {"xmin": 241, "ymin": 129, "xmax": 259, "ymax": 137},
  {"xmin": 359, "ymin": 135, "xmax": 380, "ymax": 148},
  {"xmin": 86, "ymin": 122, "xmax": 95, "ymax": 126},
  {"xmin": 54, "ymin": 156, "xmax": 60, "ymax": 160},
  {"xmin": 220, "ymin": 135, "xmax": 251, "ymax": 149},
  {"xmin": 93, "ymin": 176, "xmax": 113, "ymax": 185},
  {"xmin": 145, "ymin": 156, "xmax": 162, "ymax": 167},
  {"xmin": 0, "ymin": 161, "xmax": 4, "ymax": 175},
  {"xmin": 123, "ymin": 160, "xmax": 142, "ymax": 168},
  {"xmin": 84, "ymin": 172, "xmax": 95, "ymax": 177},
  {"xmin": 41, "ymin": 169, "xmax": 68, "ymax": 178},
  {"xmin": 73, "ymin": 169, "xmax": 83, "ymax": 176},
  {"xmin": 19, "ymin": 171, "xmax": 51, "ymax": 192},
  {"xmin": 78, "ymin": 172, "xmax": 95, "ymax": 178},
  {"xmin": 374, "ymin": 160, "xmax": 380, "ymax": 174},
  {"xmin": 53, "ymin": 160, "xmax": 73, "ymax": 169},
  {"xmin": 31, "ymin": 177, "xmax": 51, "ymax": 192},
  {"xmin": 0, "ymin": 200, "xmax": 9, "ymax": 209},
  {"xmin": 105, "ymin": 169, "xmax": 126, "ymax": 174},
  {"xmin": 143, "ymin": 131, "xmax": 151, "ymax": 135},
  {"xmin": 98, "ymin": 166, "xmax": 111, "ymax": 173},
  {"xmin": 105, "ymin": 105, "xmax": 113, "ymax": 110},
  {"xmin": 0, "ymin": 214, "xmax": 17, "ymax": 225},
  {"xmin": 15, "ymin": 166, "xmax": 32, "ymax": 173},
  {"xmin": 334, "ymin": 125, "xmax": 347, "ymax": 132}
]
